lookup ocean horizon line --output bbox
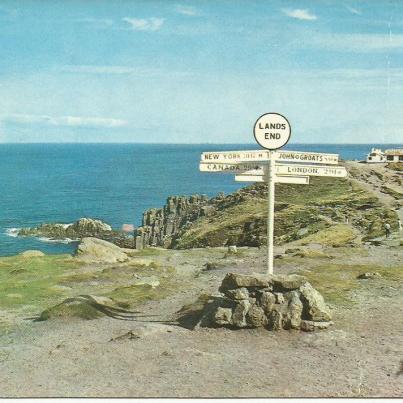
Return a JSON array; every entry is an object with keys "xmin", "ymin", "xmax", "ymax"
[{"xmin": 0, "ymin": 142, "xmax": 402, "ymax": 146}]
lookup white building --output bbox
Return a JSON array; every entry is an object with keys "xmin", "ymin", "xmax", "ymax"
[
  {"xmin": 384, "ymin": 149, "xmax": 403, "ymax": 163},
  {"xmin": 366, "ymin": 148, "xmax": 386, "ymax": 163},
  {"xmin": 366, "ymin": 148, "xmax": 403, "ymax": 163}
]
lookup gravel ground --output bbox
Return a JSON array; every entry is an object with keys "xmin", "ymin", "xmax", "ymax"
[{"xmin": 0, "ymin": 244, "xmax": 402, "ymax": 398}]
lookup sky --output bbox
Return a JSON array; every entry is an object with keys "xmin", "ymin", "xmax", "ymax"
[{"xmin": 0, "ymin": 0, "xmax": 402, "ymax": 144}]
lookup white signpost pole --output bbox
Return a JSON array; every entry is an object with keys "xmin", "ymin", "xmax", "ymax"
[
  {"xmin": 266, "ymin": 152, "xmax": 276, "ymax": 275},
  {"xmin": 253, "ymin": 113, "xmax": 291, "ymax": 275}
]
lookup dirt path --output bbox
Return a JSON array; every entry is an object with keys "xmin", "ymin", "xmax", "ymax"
[{"xmin": 0, "ymin": 245, "xmax": 402, "ymax": 397}]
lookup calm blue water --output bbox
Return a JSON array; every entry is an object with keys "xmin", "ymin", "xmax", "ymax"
[{"xmin": 0, "ymin": 143, "xmax": 401, "ymax": 256}]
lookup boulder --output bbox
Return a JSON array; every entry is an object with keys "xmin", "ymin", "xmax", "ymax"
[
  {"xmin": 274, "ymin": 292, "xmax": 285, "ymax": 304},
  {"xmin": 75, "ymin": 237, "xmax": 129, "ymax": 263},
  {"xmin": 225, "ymin": 287, "xmax": 249, "ymax": 300},
  {"xmin": 286, "ymin": 291, "xmax": 303, "ymax": 329},
  {"xmin": 219, "ymin": 273, "xmax": 272, "ymax": 291},
  {"xmin": 299, "ymin": 282, "xmax": 332, "ymax": 322},
  {"xmin": 271, "ymin": 274, "xmax": 307, "ymax": 290},
  {"xmin": 214, "ymin": 307, "xmax": 233, "ymax": 325},
  {"xmin": 268, "ymin": 309, "xmax": 283, "ymax": 330},
  {"xmin": 246, "ymin": 305, "xmax": 268, "ymax": 328},
  {"xmin": 19, "ymin": 250, "xmax": 45, "ymax": 257},
  {"xmin": 259, "ymin": 291, "xmax": 276, "ymax": 313},
  {"xmin": 232, "ymin": 300, "xmax": 250, "ymax": 328}
]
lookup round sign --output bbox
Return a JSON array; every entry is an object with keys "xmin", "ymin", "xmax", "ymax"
[{"xmin": 253, "ymin": 113, "xmax": 291, "ymax": 150}]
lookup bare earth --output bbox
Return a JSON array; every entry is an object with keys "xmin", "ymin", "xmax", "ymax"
[
  {"xmin": 0, "ymin": 162, "xmax": 402, "ymax": 397},
  {"xmin": 0, "ymin": 242, "xmax": 402, "ymax": 398}
]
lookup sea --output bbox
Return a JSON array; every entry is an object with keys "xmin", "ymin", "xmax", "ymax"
[{"xmin": 0, "ymin": 143, "xmax": 401, "ymax": 257}]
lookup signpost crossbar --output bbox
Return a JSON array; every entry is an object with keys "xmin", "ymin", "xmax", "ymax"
[{"xmin": 201, "ymin": 149, "xmax": 339, "ymax": 165}]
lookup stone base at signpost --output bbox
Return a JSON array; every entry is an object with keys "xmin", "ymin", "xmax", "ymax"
[{"xmin": 188, "ymin": 273, "xmax": 333, "ymax": 331}]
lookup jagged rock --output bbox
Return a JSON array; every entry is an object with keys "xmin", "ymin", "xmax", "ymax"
[
  {"xmin": 246, "ymin": 305, "xmax": 268, "ymax": 328},
  {"xmin": 286, "ymin": 291, "xmax": 303, "ymax": 329},
  {"xmin": 271, "ymin": 274, "xmax": 307, "ymax": 290},
  {"xmin": 357, "ymin": 272, "xmax": 381, "ymax": 279},
  {"xmin": 134, "ymin": 194, "xmax": 209, "ymax": 249},
  {"xmin": 299, "ymin": 282, "xmax": 332, "ymax": 322},
  {"xmin": 219, "ymin": 273, "xmax": 272, "ymax": 291},
  {"xmin": 69, "ymin": 218, "xmax": 112, "ymax": 235},
  {"xmin": 268, "ymin": 309, "xmax": 283, "ymax": 330},
  {"xmin": 274, "ymin": 292, "xmax": 285, "ymax": 304},
  {"xmin": 214, "ymin": 307, "xmax": 233, "ymax": 325},
  {"xmin": 259, "ymin": 291, "xmax": 276, "ymax": 313},
  {"xmin": 19, "ymin": 250, "xmax": 45, "ymax": 257},
  {"xmin": 225, "ymin": 287, "xmax": 249, "ymax": 300},
  {"xmin": 75, "ymin": 237, "xmax": 129, "ymax": 263},
  {"xmin": 18, "ymin": 217, "xmax": 113, "ymax": 240},
  {"xmin": 300, "ymin": 320, "xmax": 334, "ymax": 332},
  {"xmin": 232, "ymin": 300, "xmax": 250, "ymax": 328}
]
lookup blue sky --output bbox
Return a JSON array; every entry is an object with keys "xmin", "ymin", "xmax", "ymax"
[{"xmin": 0, "ymin": 0, "xmax": 402, "ymax": 144}]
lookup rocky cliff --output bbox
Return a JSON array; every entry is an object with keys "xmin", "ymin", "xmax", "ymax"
[
  {"xmin": 134, "ymin": 165, "xmax": 401, "ymax": 249},
  {"xmin": 134, "ymin": 194, "xmax": 210, "ymax": 249}
]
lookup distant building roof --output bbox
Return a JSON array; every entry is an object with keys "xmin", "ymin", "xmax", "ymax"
[{"xmin": 384, "ymin": 149, "xmax": 403, "ymax": 156}]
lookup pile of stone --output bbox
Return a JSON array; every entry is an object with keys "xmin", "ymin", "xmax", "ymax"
[{"xmin": 198, "ymin": 272, "xmax": 333, "ymax": 331}]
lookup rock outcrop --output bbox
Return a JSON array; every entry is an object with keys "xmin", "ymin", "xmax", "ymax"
[
  {"xmin": 133, "ymin": 170, "xmax": 400, "ymax": 249},
  {"xmin": 18, "ymin": 218, "xmax": 114, "ymax": 240},
  {"xmin": 19, "ymin": 250, "xmax": 45, "ymax": 257},
  {"xmin": 184, "ymin": 273, "xmax": 333, "ymax": 331},
  {"xmin": 75, "ymin": 237, "xmax": 129, "ymax": 263},
  {"xmin": 134, "ymin": 195, "xmax": 209, "ymax": 249}
]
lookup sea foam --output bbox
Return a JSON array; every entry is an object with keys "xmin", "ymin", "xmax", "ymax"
[{"xmin": 5, "ymin": 228, "xmax": 20, "ymax": 238}]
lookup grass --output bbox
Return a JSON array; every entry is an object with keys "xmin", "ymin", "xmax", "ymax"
[
  {"xmin": 0, "ymin": 255, "xmax": 82, "ymax": 310},
  {"xmin": 294, "ymin": 224, "xmax": 358, "ymax": 247},
  {"xmin": 0, "ymin": 253, "xmax": 179, "ymax": 327},
  {"xmin": 381, "ymin": 185, "xmax": 402, "ymax": 200},
  {"xmin": 297, "ymin": 263, "xmax": 403, "ymax": 305},
  {"xmin": 175, "ymin": 197, "xmax": 266, "ymax": 248},
  {"xmin": 387, "ymin": 162, "xmax": 403, "ymax": 172},
  {"xmin": 172, "ymin": 176, "xmax": 397, "ymax": 248},
  {"xmin": 276, "ymin": 177, "xmax": 355, "ymax": 205}
]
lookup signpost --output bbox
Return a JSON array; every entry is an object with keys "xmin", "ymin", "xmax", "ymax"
[
  {"xmin": 199, "ymin": 162, "xmax": 347, "ymax": 178},
  {"xmin": 201, "ymin": 149, "xmax": 339, "ymax": 164},
  {"xmin": 199, "ymin": 113, "xmax": 348, "ymax": 275},
  {"xmin": 235, "ymin": 174, "xmax": 310, "ymax": 185}
]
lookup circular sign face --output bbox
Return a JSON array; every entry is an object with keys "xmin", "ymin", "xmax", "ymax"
[{"xmin": 253, "ymin": 113, "xmax": 291, "ymax": 150}]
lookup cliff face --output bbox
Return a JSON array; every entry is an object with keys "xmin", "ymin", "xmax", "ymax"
[
  {"xmin": 134, "ymin": 169, "xmax": 400, "ymax": 250},
  {"xmin": 134, "ymin": 194, "xmax": 211, "ymax": 249}
]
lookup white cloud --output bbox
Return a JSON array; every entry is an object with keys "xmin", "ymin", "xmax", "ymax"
[
  {"xmin": 282, "ymin": 8, "xmax": 317, "ymax": 21},
  {"xmin": 1, "ymin": 114, "xmax": 127, "ymax": 128},
  {"xmin": 345, "ymin": 6, "xmax": 361, "ymax": 15},
  {"xmin": 175, "ymin": 5, "xmax": 199, "ymax": 16},
  {"xmin": 123, "ymin": 17, "xmax": 164, "ymax": 31}
]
